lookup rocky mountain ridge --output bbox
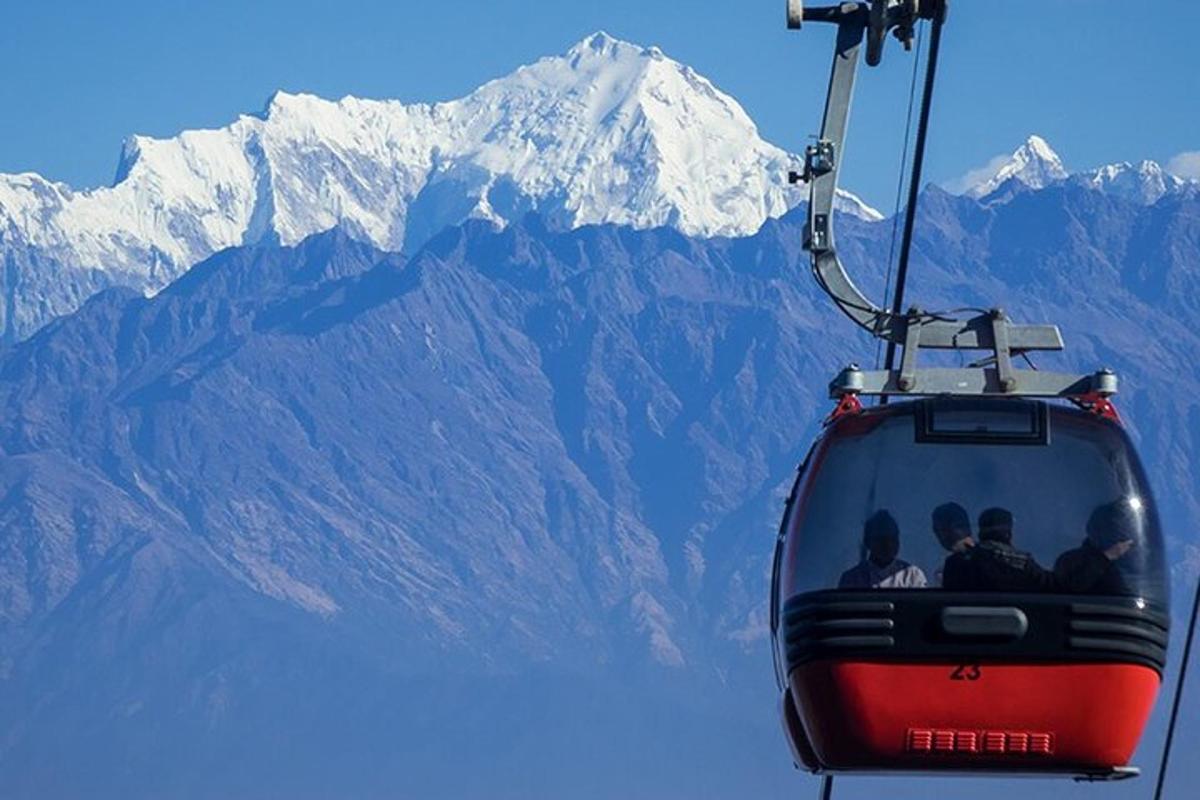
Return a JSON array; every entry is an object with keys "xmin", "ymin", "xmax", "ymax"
[{"xmin": 0, "ymin": 175, "xmax": 1196, "ymax": 798}]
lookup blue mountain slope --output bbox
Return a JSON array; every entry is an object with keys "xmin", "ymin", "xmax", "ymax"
[{"xmin": 0, "ymin": 185, "xmax": 1196, "ymax": 798}]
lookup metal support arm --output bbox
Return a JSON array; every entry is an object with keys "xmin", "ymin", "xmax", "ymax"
[
  {"xmin": 789, "ymin": 1, "xmax": 1112, "ymax": 400},
  {"xmin": 802, "ymin": 5, "xmax": 879, "ymax": 334}
]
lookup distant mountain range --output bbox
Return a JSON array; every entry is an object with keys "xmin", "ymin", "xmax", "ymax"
[
  {"xmin": 0, "ymin": 32, "xmax": 1198, "ymax": 800},
  {"xmin": 0, "ymin": 186, "xmax": 1197, "ymax": 799},
  {"xmin": 5, "ymin": 33, "xmax": 1195, "ymax": 346},
  {"xmin": 0, "ymin": 32, "xmax": 883, "ymax": 343},
  {"xmin": 961, "ymin": 134, "xmax": 1196, "ymax": 206}
]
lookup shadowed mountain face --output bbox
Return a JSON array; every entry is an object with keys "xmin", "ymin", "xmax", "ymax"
[{"xmin": 0, "ymin": 183, "xmax": 1196, "ymax": 798}]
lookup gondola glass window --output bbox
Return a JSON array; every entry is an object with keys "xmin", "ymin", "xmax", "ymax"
[{"xmin": 780, "ymin": 399, "xmax": 1167, "ymax": 608}]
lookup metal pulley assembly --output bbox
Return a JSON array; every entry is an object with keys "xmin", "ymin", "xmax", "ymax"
[{"xmin": 789, "ymin": 0, "xmax": 935, "ymax": 64}]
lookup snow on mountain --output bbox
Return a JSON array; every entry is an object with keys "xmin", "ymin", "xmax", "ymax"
[
  {"xmin": 964, "ymin": 134, "xmax": 1069, "ymax": 198},
  {"xmin": 1074, "ymin": 159, "xmax": 1189, "ymax": 205},
  {"xmin": 0, "ymin": 32, "xmax": 880, "ymax": 342},
  {"xmin": 957, "ymin": 134, "xmax": 1197, "ymax": 207}
]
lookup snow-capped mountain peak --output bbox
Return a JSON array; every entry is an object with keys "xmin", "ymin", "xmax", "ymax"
[
  {"xmin": 966, "ymin": 134, "xmax": 1068, "ymax": 198},
  {"xmin": 435, "ymin": 31, "xmax": 798, "ymax": 238},
  {"xmin": 954, "ymin": 134, "xmax": 1196, "ymax": 207},
  {"xmin": 0, "ymin": 32, "xmax": 881, "ymax": 341},
  {"xmin": 566, "ymin": 29, "xmax": 653, "ymax": 61},
  {"xmin": 1075, "ymin": 159, "xmax": 1187, "ymax": 205}
]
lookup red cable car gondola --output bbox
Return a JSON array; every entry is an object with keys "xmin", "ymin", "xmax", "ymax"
[
  {"xmin": 771, "ymin": 397, "xmax": 1169, "ymax": 778},
  {"xmin": 770, "ymin": 0, "xmax": 1171, "ymax": 783}
]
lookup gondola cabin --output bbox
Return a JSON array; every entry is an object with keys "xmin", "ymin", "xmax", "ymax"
[{"xmin": 770, "ymin": 397, "xmax": 1169, "ymax": 778}]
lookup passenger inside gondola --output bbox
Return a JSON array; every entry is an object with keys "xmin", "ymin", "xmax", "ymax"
[
  {"xmin": 838, "ymin": 510, "xmax": 928, "ymax": 589},
  {"xmin": 931, "ymin": 501, "xmax": 974, "ymax": 587},
  {"xmin": 778, "ymin": 401, "xmax": 1168, "ymax": 604},
  {"xmin": 1054, "ymin": 500, "xmax": 1136, "ymax": 594},
  {"xmin": 942, "ymin": 507, "xmax": 1057, "ymax": 592}
]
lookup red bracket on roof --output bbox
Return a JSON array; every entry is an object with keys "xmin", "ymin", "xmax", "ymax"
[
  {"xmin": 1073, "ymin": 391, "xmax": 1121, "ymax": 423},
  {"xmin": 824, "ymin": 393, "xmax": 864, "ymax": 426}
]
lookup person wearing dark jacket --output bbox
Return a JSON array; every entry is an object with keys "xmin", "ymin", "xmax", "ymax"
[
  {"xmin": 942, "ymin": 507, "xmax": 1058, "ymax": 592},
  {"xmin": 1053, "ymin": 501, "xmax": 1136, "ymax": 595},
  {"xmin": 932, "ymin": 502, "xmax": 975, "ymax": 587}
]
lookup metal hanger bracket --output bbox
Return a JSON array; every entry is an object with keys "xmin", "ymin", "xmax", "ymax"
[{"xmin": 789, "ymin": 0, "xmax": 1116, "ymax": 401}]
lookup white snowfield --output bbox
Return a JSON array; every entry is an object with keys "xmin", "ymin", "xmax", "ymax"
[{"xmin": 0, "ymin": 32, "xmax": 883, "ymax": 341}]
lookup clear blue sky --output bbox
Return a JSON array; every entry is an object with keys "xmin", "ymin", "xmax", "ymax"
[{"xmin": 2, "ymin": 0, "xmax": 1198, "ymax": 211}]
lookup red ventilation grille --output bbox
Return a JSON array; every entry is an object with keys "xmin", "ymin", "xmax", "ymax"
[
  {"xmin": 907, "ymin": 729, "xmax": 933, "ymax": 752},
  {"xmin": 907, "ymin": 728, "xmax": 1055, "ymax": 757}
]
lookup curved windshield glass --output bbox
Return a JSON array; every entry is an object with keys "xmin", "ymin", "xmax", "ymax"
[{"xmin": 780, "ymin": 399, "xmax": 1168, "ymax": 609}]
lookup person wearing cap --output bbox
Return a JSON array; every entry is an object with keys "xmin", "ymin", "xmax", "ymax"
[
  {"xmin": 932, "ymin": 502, "xmax": 975, "ymax": 588},
  {"xmin": 1053, "ymin": 500, "xmax": 1137, "ymax": 594},
  {"xmin": 942, "ymin": 507, "xmax": 1057, "ymax": 592},
  {"xmin": 838, "ymin": 510, "xmax": 928, "ymax": 589}
]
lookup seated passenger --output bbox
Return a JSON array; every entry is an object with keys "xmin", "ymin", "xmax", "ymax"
[
  {"xmin": 932, "ymin": 502, "xmax": 974, "ymax": 587},
  {"xmin": 942, "ymin": 507, "xmax": 1057, "ymax": 592},
  {"xmin": 1054, "ymin": 500, "xmax": 1136, "ymax": 595},
  {"xmin": 838, "ymin": 510, "xmax": 928, "ymax": 589}
]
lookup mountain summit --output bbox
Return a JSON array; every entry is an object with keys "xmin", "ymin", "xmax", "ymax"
[
  {"xmin": 959, "ymin": 134, "xmax": 1196, "ymax": 204},
  {"xmin": 965, "ymin": 135, "xmax": 1069, "ymax": 198},
  {"xmin": 0, "ymin": 32, "xmax": 880, "ymax": 342},
  {"xmin": 1075, "ymin": 159, "xmax": 1189, "ymax": 205}
]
